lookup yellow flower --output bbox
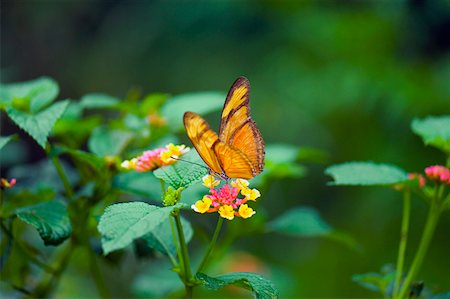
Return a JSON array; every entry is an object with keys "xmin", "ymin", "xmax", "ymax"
[
  {"xmin": 241, "ymin": 187, "xmax": 261, "ymax": 201},
  {"xmin": 121, "ymin": 158, "xmax": 138, "ymax": 170},
  {"xmin": 191, "ymin": 196, "xmax": 212, "ymax": 214},
  {"xmin": 231, "ymin": 178, "xmax": 249, "ymax": 190},
  {"xmin": 238, "ymin": 204, "xmax": 256, "ymax": 219},
  {"xmin": 160, "ymin": 143, "xmax": 189, "ymax": 163},
  {"xmin": 219, "ymin": 205, "xmax": 235, "ymax": 220},
  {"xmin": 202, "ymin": 175, "xmax": 220, "ymax": 188}
]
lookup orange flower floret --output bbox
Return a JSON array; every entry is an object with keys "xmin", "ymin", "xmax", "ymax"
[
  {"xmin": 192, "ymin": 178, "xmax": 260, "ymax": 220},
  {"xmin": 121, "ymin": 144, "xmax": 189, "ymax": 172}
]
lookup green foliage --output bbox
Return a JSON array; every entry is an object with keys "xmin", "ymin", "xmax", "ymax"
[
  {"xmin": 0, "ymin": 76, "xmax": 59, "ymax": 112},
  {"xmin": 352, "ymin": 271, "xmax": 395, "ymax": 295},
  {"xmin": 112, "ymin": 171, "xmax": 162, "ymax": 198},
  {"xmin": 16, "ymin": 200, "xmax": 72, "ymax": 246},
  {"xmin": 79, "ymin": 93, "xmax": 119, "ymax": 109},
  {"xmin": 153, "ymin": 151, "xmax": 208, "ymax": 189},
  {"xmin": 196, "ymin": 272, "xmax": 279, "ymax": 299},
  {"xmin": 412, "ymin": 116, "xmax": 450, "ymax": 153},
  {"xmin": 88, "ymin": 126, "xmax": 134, "ymax": 157},
  {"xmin": 267, "ymin": 207, "xmax": 331, "ymax": 236},
  {"xmin": 142, "ymin": 216, "xmax": 192, "ymax": 258},
  {"xmin": 98, "ymin": 202, "xmax": 185, "ymax": 254},
  {"xmin": 161, "ymin": 92, "xmax": 225, "ymax": 131},
  {"xmin": 325, "ymin": 162, "xmax": 408, "ymax": 186},
  {"xmin": 0, "ymin": 135, "xmax": 13, "ymax": 150},
  {"xmin": 6, "ymin": 100, "xmax": 69, "ymax": 148}
]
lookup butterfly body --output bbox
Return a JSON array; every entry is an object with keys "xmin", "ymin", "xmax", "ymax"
[{"xmin": 184, "ymin": 77, "xmax": 264, "ymax": 180}]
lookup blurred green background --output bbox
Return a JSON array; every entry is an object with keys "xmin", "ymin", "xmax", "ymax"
[{"xmin": 1, "ymin": 0, "xmax": 450, "ymax": 297}]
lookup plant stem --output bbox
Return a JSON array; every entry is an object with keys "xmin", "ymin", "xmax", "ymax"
[
  {"xmin": 395, "ymin": 200, "xmax": 441, "ymax": 299},
  {"xmin": 393, "ymin": 190, "xmax": 411, "ymax": 298},
  {"xmin": 88, "ymin": 248, "xmax": 110, "ymax": 299},
  {"xmin": 196, "ymin": 216, "xmax": 224, "ymax": 273},
  {"xmin": 173, "ymin": 210, "xmax": 193, "ymax": 298},
  {"xmin": 51, "ymin": 156, "xmax": 74, "ymax": 200}
]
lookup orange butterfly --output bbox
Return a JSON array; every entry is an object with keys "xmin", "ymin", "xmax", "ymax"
[{"xmin": 184, "ymin": 77, "xmax": 265, "ymax": 180}]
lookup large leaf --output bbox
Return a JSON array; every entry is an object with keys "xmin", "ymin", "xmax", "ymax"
[
  {"xmin": 196, "ymin": 272, "xmax": 279, "ymax": 299},
  {"xmin": 142, "ymin": 216, "xmax": 192, "ymax": 258},
  {"xmin": 0, "ymin": 135, "xmax": 13, "ymax": 150},
  {"xmin": 88, "ymin": 126, "xmax": 134, "ymax": 157},
  {"xmin": 113, "ymin": 171, "xmax": 162, "ymax": 199},
  {"xmin": 325, "ymin": 162, "xmax": 408, "ymax": 186},
  {"xmin": 0, "ymin": 77, "xmax": 59, "ymax": 112},
  {"xmin": 6, "ymin": 100, "xmax": 69, "ymax": 148},
  {"xmin": 16, "ymin": 200, "xmax": 72, "ymax": 246},
  {"xmin": 98, "ymin": 202, "xmax": 184, "ymax": 255},
  {"xmin": 153, "ymin": 151, "xmax": 208, "ymax": 189},
  {"xmin": 267, "ymin": 207, "xmax": 331, "ymax": 236},
  {"xmin": 411, "ymin": 116, "xmax": 450, "ymax": 153},
  {"xmin": 267, "ymin": 207, "xmax": 358, "ymax": 249},
  {"xmin": 161, "ymin": 92, "xmax": 225, "ymax": 131},
  {"xmin": 80, "ymin": 93, "xmax": 119, "ymax": 109}
]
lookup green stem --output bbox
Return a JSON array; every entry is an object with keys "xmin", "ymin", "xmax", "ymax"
[
  {"xmin": 51, "ymin": 156, "xmax": 74, "ymax": 200},
  {"xmin": 173, "ymin": 210, "xmax": 193, "ymax": 298},
  {"xmin": 88, "ymin": 247, "xmax": 110, "ymax": 298},
  {"xmin": 395, "ymin": 200, "xmax": 441, "ymax": 299},
  {"xmin": 196, "ymin": 216, "xmax": 224, "ymax": 273},
  {"xmin": 393, "ymin": 190, "xmax": 411, "ymax": 298}
]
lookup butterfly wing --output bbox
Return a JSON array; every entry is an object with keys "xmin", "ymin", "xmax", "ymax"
[
  {"xmin": 219, "ymin": 77, "xmax": 265, "ymax": 178},
  {"xmin": 214, "ymin": 142, "xmax": 256, "ymax": 179},
  {"xmin": 183, "ymin": 112, "xmax": 224, "ymax": 175}
]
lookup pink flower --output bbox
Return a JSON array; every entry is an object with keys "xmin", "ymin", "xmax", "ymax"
[
  {"xmin": 1, "ymin": 178, "xmax": 16, "ymax": 189},
  {"xmin": 424, "ymin": 165, "xmax": 450, "ymax": 184},
  {"xmin": 408, "ymin": 173, "xmax": 426, "ymax": 188},
  {"xmin": 191, "ymin": 179, "xmax": 259, "ymax": 220}
]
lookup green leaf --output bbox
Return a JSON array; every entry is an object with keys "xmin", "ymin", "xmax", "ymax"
[
  {"xmin": 16, "ymin": 200, "xmax": 72, "ymax": 246},
  {"xmin": 98, "ymin": 202, "xmax": 184, "ymax": 255},
  {"xmin": 51, "ymin": 145, "xmax": 106, "ymax": 171},
  {"xmin": 0, "ymin": 77, "xmax": 59, "ymax": 113},
  {"xmin": 412, "ymin": 116, "xmax": 450, "ymax": 153},
  {"xmin": 352, "ymin": 271, "xmax": 395, "ymax": 295},
  {"xmin": 113, "ymin": 171, "xmax": 162, "ymax": 199},
  {"xmin": 80, "ymin": 93, "xmax": 119, "ymax": 109},
  {"xmin": 6, "ymin": 100, "xmax": 69, "ymax": 148},
  {"xmin": 142, "ymin": 216, "xmax": 192, "ymax": 258},
  {"xmin": 88, "ymin": 127, "xmax": 134, "ymax": 157},
  {"xmin": 196, "ymin": 272, "xmax": 279, "ymax": 299},
  {"xmin": 0, "ymin": 135, "xmax": 13, "ymax": 150},
  {"xmin": 161, "ymin": 92, "xmax": 225, "ymax": 131},
  {"xmin": 325, "ymin": 162, "xmax": 408, "ymax": 186},
  {"xmin": 267, "ymin": 207, "xmax": 331, "ymax": 236},
  {"xmin": 265, "ymin": 144, "xmax": 300, "ymax": 164},
  {"xmin": 153, "ymin": 150, "xmax": 208, "ymax": 189}
]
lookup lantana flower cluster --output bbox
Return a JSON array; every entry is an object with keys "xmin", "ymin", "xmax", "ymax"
[
  {"xmin": 121, "ymin": 144, "xmax": 189, "ymax": 172},
  {"xmin": 1, "ymin": 178, "xmax": 16, "ymax": 189},
  {"xmin": 406, "ymin": 165, "xmax": 450, "ymax": 188},
  {"xmin": 192, "ymin": 175, "xmax": 261, "ymax": 220}
]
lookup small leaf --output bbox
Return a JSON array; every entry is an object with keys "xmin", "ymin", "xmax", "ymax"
[
  {"xmin": 0, "ymin": 77, "xmax": 59, "ymax": 112},
  {"xmin": 16, "ymin": 200, "xmax": 72, "ymax": 246},
  {"xmin": 352, "ymin": 271, "xmax": 395, "ymax": 295},
  {"xmin": 153, "ymin": 151, "xmax": 208, "ymax": 189},
  {"xmin": 142, "ymin": 216, "xmax": 192, "ymax": 258},
  {"xmin": 98, "ymin": 202, "xmax": 184, "ymax": 255},
  {"xmin": 412, "ymin": 116, "xmax": 450, "ymax": 153},
  {"xmin": 51, "ymin": 145, "xmax": 106, "ymax": 171},
  {"xmin": 6, "ymin": 100, "xmax": 69, "ymax": 148},
  {"xmin": 80, "ymin": 93, "xmax": 119, "ymax": 109},
  {"xmin": 0, "ymin": 135, "xmax": 13, "ymax": 150},
  {"xmin": 325, "ymin": 162, "xmax": 408, "ymax": 186},
  {"xmin": 162, "ymin": 92, "xmax": 225, "ymax": 131},
  {"xmin": 88, "ymin": 127, "xmax": 134, "ymax": 157},
  {"xmin": 197, "ymin": 272, "xmax": 279, "ymax": 299}
]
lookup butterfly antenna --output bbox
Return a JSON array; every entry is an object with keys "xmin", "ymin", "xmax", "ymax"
[{"xmin": 170, "ymin": 156, "xmax": 209, "ymax": 170}]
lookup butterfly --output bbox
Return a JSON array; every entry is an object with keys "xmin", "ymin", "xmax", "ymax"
[{"xmin": 183, "ymin": 77, "xmax": 265, "ymax": 180}]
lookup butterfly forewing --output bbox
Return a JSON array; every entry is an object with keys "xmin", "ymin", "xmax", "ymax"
[
  {"xmin": 183, "ymin": 112, "xmax": 223, "ymax": 175},
  {"xmin": 219, "ymin": 77, "xmax": 265, "ymax": 176},
  {"xmin": 184, "ymin": 77, "xmax": 265, "ymax": 180}
]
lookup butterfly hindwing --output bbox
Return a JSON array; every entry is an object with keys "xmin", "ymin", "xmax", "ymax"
[{"xmin": 183, "ymin": 112, "xmax": 223, "ymax": 175}]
